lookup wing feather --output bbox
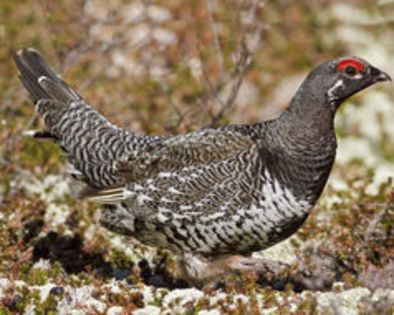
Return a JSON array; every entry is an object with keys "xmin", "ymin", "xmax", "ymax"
[
  {"xmin": 87, "ymin": 137, "xmax": 261, "ymax": 218},
  {"xmin": 113, "ymin": 128, "xmax": 254, "ymax": 182}
]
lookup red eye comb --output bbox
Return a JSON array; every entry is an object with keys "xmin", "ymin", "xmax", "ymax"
[{"xmin": 338, "ymin": 59, "xmax": 364, "ymax": 72}]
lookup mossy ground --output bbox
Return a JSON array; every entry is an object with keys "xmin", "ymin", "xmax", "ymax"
[{"xmin": 0, "ymin": 0, "xmax": 393, "ymax": 313}]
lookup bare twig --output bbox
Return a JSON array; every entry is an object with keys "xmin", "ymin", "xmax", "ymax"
[
  {"xmin": 160, "ymin": 81, "xmax": 200, "ymax": 130},
  {"xmin": 205, "ymin": 0, "xmax": 224, "ymax": 75},
  {"xmin": 200, "ymin": 54, "xmax": 226, "ymax": 108},
  {"xmin": 196, "ymin": 0, "xmax": 264, "ymax": 128},
  {"xmin": 197, "ymin": 97, "xmax": 215, "ymax": 128},
  {"xmin": 207, "ymin": 42, "xmax": 252, "ymax": 127}
]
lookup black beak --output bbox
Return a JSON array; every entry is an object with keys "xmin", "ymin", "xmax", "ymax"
[
  {"xmin": 377, "ymin": 70, "xmax": 392, "ymax": 82},
  {"xmin": 370, "ymin": 66, "xmax": 392, "ymax": 82}
]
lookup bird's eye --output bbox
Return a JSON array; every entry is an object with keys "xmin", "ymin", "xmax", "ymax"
[{"xmin": 345, "ymin": 66, "xmax": 357, "ymax": 76}]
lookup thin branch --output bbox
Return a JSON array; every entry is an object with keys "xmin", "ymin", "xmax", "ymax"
[
  {"xmin": 197, "ymin": 0, "xmax": 263, "ymax": 128},
  {"xmin": 205, "ymin": 0, "xmax": 224, "ymax": 75},
  {"xmin": 200, "ymin": 54, "xmax": 225, "ymax": 108},
  {"xmin": 197, "ymin": 97, "xmax": 214, "ymax": 128},
  {"xmin": 207, "ymin": 42, "xmax": 252, "ymax": 127},
  {"xmin": 160, "ymin": 81, "xmax": 200, "ymax": 130}
]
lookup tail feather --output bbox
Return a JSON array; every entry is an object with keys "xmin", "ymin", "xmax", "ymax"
[
  {"xmin": 13, "ymin": 52, "xmax": 50, "ymax": 102},
  {"xmin": 13, "ymin": 48, "xmax": 80, "ymax": 104},
  {"xmin": 38, "ymin": 76, "xmax": 79, "ymax": 103},
  {"xmin": 14, "ymin": 47, "xmax": 162, "ymax": 190},
  {"xmin": 13, "ymin": 48, "xmax": 123, "ymax": 188},
  {"xmin": 22, "ymin": 129, "xmax": 55, "ymax": 139}
]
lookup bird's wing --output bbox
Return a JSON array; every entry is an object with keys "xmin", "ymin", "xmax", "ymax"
[
  {"xmin": 112, "ymin": 128, "xmax": 255, "ymax": 182},
  {"xmin": 88, "ymin": 142, "xmax": 267, "ymax": 257},
  {"xmin": 86, "ymin": 128, "xmax": 261, "ymax": 208},
  {"xmin": 86, "ymin": 127, "xmax": 269, "ymax": 256}
]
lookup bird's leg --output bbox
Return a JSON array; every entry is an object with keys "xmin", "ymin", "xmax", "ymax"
[
  {"xmin": 227, "ymin": 256, "xmax": 290, "ymax": 281},
  {"xmin": 179, "ymin": 253, "xmax": 290, "ymax": 284},
  {"xmin": 178, "ymin": 253, "xmax": 237, "ymax": 284}
]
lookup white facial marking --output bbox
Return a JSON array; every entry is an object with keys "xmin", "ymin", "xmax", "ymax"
[
  {"xmin": 327, "ymin": 79, "xmax": 344, "ymax": 100},
  {"xmin": 353, "ymin": 73, "xmax": 363, "ymax": 80}
]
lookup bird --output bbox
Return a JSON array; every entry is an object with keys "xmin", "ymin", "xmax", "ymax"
[{"xmin": 13, "ymin": 48, "xmax": 391, "ymax": 284}]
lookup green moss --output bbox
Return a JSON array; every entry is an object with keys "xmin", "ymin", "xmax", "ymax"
[
  {"xmin": 25, "ymin": 11, "xmax": 36, "ymax": 24},
  {"xmin": 26, "ymin": 268, "xmax": 48, "ymax": 286},
  {"xmin": 0, "ymin": 2, "xmax": 13, "ymax": 16},
  {"xmin": 19, "ymin": 138, "xmax": 62, "ymax": 171},
  {"xmin": 261, "ymin": 288, "xmax": 277, "ymax": 307},
  {"xmin": 0, "ymin": 307, "xmax": 14, "ymax": 315},
  {"xmin": 296, "ymin": 292, "xmax": 317, "ymax": 312},
  {"xmin": 110, "ymin": 248, "xmax": 134, "ymax": 269}
]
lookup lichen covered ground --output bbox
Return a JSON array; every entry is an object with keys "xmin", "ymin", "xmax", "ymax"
[{"xmin": 0, "ymin": 0, "xmax": 393, "ymax": 314}]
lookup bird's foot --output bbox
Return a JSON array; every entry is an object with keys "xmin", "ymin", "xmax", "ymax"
[{"xmin": 229, "ymin": 256, "xmax": 290, "ymax": 280}]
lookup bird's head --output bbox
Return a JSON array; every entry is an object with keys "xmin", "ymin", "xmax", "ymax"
[
  {"xmin": 282, "ymin": 56, "xmax": 391, "ymax": 135},
  {"xmin": 305, "ymin": 56, "xmax": 391, "ymax": 111}
]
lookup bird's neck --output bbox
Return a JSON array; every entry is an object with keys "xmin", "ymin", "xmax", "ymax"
[
  {"xmin": 262, "ymin": 98, "xmax": 338, "ymax": 204},
  {"xmin": 279, "ymin": 88, "xmax": 337, "ymax": 138}
]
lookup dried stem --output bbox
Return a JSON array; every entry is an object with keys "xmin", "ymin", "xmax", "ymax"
[
  {"xmin": 205, "ymin": 0, "xmax": 224, "ymax": 75},
  {"xmin": 207, "ymin": 43, "xmax": 252, "ymax": 127}
]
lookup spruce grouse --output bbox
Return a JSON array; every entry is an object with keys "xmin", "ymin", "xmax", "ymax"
[{"xmin": 14, "ymin": 48, "xmax": 391, "ymax": 283}]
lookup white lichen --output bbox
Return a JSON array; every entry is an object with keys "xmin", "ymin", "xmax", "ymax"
[
  {"xmin": 254, "ymin": 236, "xmax": 298, "ymax": 265},
  {"xmin": 162, "ymin": 288, "xmax": 204, "ymax": 310},
  {"xmin": 133, "ymin": 305, "xmax": 160, "ymax": 315}
]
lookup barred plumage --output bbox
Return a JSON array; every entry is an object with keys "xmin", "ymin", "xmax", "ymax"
[
  {"xmin": 14, "ymin": 49, "xmax": 391, "ymax": 283},
  {"xmin": 14, "ymin": 48, "xmax": 162, "ymax": 189}
]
